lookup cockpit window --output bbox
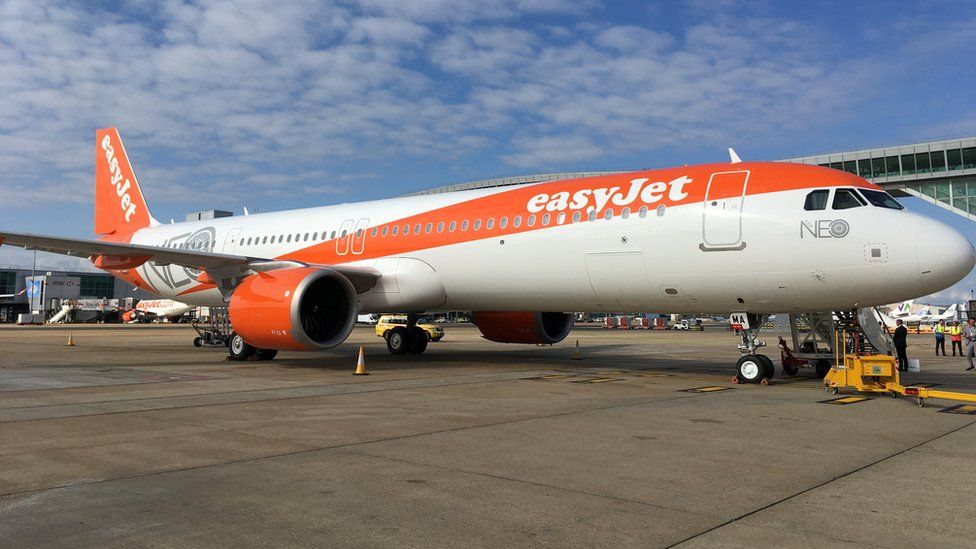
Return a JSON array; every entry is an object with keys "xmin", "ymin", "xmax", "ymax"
[
  {"xmin": 832, "ymin": 188, "xmax": 866, "ymax": 210},
  {"xmin": 859, "ymin": 189, "xmax": 904, "ymax": 210},
  {"xmin": 803, "ymin": 190, "xmax": 829, "ymax": 211}
]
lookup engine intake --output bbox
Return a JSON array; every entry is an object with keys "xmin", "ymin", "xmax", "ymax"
[
  {"xmin": 472, "ymin": 311, "xmax": 574, "ymax": 344},
  {"xmin": 230, "ymin": 267, "xmax": 357, "ymax": 351}
]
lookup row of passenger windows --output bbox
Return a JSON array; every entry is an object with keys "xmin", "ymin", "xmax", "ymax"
[
  {"xmin": 803, "ymin": 188, "xmax": 903, "ymax": 211},
  {"xmin": 233, "ymin": 204, "xmax": 665, "ymax": 247},
  {"xmin": 818, "ymin": 147, "xmax": 976, "ymax": 178}
]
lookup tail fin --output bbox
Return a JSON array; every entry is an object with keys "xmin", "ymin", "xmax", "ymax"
[{"xmin": 95, "ymin": 128, "xmax": 157, "ymax": 236}]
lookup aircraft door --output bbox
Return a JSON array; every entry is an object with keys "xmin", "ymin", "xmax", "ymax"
[
  {"xmin": 701, "ymin": 170, "xmax": 750, "ymax": 251},
  {"xmin": 351, "ymin": 218, "xmax": 369, "ymax": 255},
  {"xmin": 222, "ymin": 228, "xmax": 242, "ymax": 254},
  {"xmin": 336, "ymin": 219, "xmax": 355, "ymax": 255}
]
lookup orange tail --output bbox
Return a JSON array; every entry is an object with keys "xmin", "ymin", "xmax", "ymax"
[{"xmin": 95, "ymin": 128, "xmax": 157, "ymax": 236}]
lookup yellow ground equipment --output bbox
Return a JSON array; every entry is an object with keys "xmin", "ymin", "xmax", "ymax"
[{"xmin": 824, "ymin": 330, "xmax": 976, "ymax": 407}]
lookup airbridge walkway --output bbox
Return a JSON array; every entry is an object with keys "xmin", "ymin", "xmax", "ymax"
[{"xmin": 409, "ymin": 136, "xmax": 976, "ymax": 222}]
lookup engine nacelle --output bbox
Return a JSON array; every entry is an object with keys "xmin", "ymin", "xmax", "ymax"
[
  {"xmin": 229, "ymin": 267, "xmax": 357, "ymax": 351},
  {"xmin": 472, "ymin": 311, "xmax": 574, "ymax": 344}
]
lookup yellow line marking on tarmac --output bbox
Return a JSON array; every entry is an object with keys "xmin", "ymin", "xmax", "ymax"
[
  {"xmin": 680, "ymin": 386, "xmax": 731, "ymax": 393},
  {"xmin": 571, "ymin": 377, "xmax": 623, "ymax": 384},
  {"xmin": 819, "ymin": 396, "xmax": 871, "ymax": 405},
  {"xmin": 938, "ymin": 404, "xmax": 976, "ymax": 415}
]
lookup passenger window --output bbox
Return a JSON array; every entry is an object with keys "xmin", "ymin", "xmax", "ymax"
[
  {"xmin": 403, "ymin": 224, "xmax": 410, "ymax": 235},
  {"xmin": 513, "ymin": 216, "xmax": 522, "ymax": 228},
  {"xmin": 572, "ymin": 211, "xmax": 581, "ymax": 223},
  {"xmin": 621, "ymin": 207, "xmax": 630, "ymax": 219},
  {"xmin": 638, "ymin": 206, "xmax": 648, "ymax": 218},
  {"xmin": 436, "ymin": 222, "xmax": 444, "ymax": 233},
  {"xmin": 392, "ymin": 225, "xmax": 399, "ymax": 236},
  {"xmin": 304, "ymin": 233, "xmax": 310, "ymax": 241},
  {"xmin": 604, "ymin": 209, "xmax": 613, "ymax": 220},
  {"xmin": 330, "ymin": 231, "xmax": 336, "ymax": 239},
  {"xmin": 556, "ymin": 212, "xmax": 565, "ymax": 224},
  {"xmin": 341, "ymin": 230, "xmax": 347, "ymax": 238},
  {"xmin": 486, "ymin": 218, "xmax": 495, "ymax": 230},
  {"xmin": 588, "ymin": 210, "xmax": 597, "ymax": 222},
  {"xmin": 449, "ymin": 221, "xmax": 457, "ymax": 232},
  {"xmin": 527, "ymin": 214, "xmax": 536, "ymax": 227},
  {"xmin": 499, "ymin": 217, "xmax": 508, "ymax": 229},
  {"xmin": 542, "ymin": 213, "xmax": 551, "ymax": 226},
  {"xmin": 461, "ymin": 220, "xmax": 469, "ymax": 231},
  {"xmin": 474, "ymin": 219, "xmax": 482, "ymax": 230},
  {"xmin": 311, "ymin": 232, "xmax": 318, "ymax": 241},
  {"xmin": 279, "ymin": 235, "xmax": 284, "ymax": 243},
  {"xmin": 832, "ymin": 188, "xmax": 866, "ymax": 210},
  {"xmin": 370, "ymin": 228, "xmax": 377, "ymax": 237},
  {"xmin": 415, "ymin": 223, "xmax": 422, "ymax": 234},
  {"xmin": 804, "ymin": 190, "xmax": 829, "ymax": 211},
  {"xmin": 382, "ymin": 227, "xmax": 389, "ymax": 237}
]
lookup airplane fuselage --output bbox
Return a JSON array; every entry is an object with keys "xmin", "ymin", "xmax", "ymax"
[{"xmin": 106, "ymin": 162, "xmax": 973, "ymax": 315}]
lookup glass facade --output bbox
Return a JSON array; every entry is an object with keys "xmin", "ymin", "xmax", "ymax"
[
  {"xmin": 0, "ymin": 271, "xmax": 15, "ymax": 295},
  {"xmin": 815, "ymin": 146, "xmax": 976, "ymax": 179},
  {"xmin": 80, "ymin": 275, "xmax": 115, "ymax": 298},
  {"xmin": 905, "ymin": 176, "xmax": 976, "ymax": 217}
]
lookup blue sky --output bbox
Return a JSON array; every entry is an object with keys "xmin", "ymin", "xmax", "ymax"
[{"xmin": 1, "ymin": 0, "xmax": 975, "ymax": 303}]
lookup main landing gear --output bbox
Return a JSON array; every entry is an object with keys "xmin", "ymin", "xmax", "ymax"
[
  {"xmin": 227, "ymin": 331, "xmax": 278, "ymax": 362},
  {"xmin": 385, "ymin": 314, "xmax": 428, "ymax": 355},
  {"xmin": 732, "ymin": 313, "xmax": 774, "ymax": 384}
]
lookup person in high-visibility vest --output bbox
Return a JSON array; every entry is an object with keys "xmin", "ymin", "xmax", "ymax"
[
  {"xmin": 949, "ymin": 321, "xmax": 963, "ymax": 356},
  {"xmin": 934, "ymin": 319, "xmax": 947, "ymax": 356}
]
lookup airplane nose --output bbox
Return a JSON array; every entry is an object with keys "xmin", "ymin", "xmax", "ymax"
[{"xmin": 916, "ymin": 218, "xmax": 976, "ymax": 290}]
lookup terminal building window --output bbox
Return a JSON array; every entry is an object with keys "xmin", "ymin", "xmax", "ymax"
[
  {"xmin": 0, "ymin": 271, "xmax": 15, "ymax": 295},
  {"xmin": 80, "ymin": 275, "xmax": 115, "ymax": 298}
]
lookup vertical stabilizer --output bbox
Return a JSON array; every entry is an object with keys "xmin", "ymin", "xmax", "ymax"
[{"xmin": 95, "ymin": 128, "xmax": 157, "ymax": 236}]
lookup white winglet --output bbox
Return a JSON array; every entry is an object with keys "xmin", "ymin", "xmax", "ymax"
[
  {"xmin": 244, "ymin": 206, "xmax": 250, "ymax": 216},
  {"xmin": 728, "ymin": 147, "xmax": 742, "ymax": 164}
]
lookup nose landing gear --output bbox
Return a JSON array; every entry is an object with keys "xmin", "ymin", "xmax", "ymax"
[{"xmin": 731, "ymin": 313, "xmax": 773, "ymax": 383}]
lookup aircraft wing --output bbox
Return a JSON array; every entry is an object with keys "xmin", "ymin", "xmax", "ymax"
[{"xmin": 0, "ymin": 230, "xmax": 380, "ymax": 293}]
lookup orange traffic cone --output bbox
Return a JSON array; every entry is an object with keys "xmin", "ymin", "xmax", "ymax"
[
  {"xmin": 66, "ymin": 333, "xmax": 75, "ymax": 347},
  {"xmin": 354, "ymin": 346, "xmax": 369, "ymax": 375},
  {"xmin": 572, "ymin": 339, "xmax": 582, "ymax": 360}
]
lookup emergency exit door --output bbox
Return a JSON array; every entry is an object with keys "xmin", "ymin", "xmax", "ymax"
[{"xmin": 701, "ymin": 170, "xmax": 749, "ymax": 250}]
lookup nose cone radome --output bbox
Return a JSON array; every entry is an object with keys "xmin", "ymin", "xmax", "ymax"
[{"xmin": 916, "ymin": 218, "xmax": 976, "ymax": 291}]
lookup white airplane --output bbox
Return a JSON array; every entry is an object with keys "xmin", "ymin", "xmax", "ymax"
[
  {"xmin": 1, "ymin": 129, "xmax": 973, "ymax": 383},
  {"xmin": 879, "ymin": 303, "xmax": 958, "ymax": 328},
  {"xmin": 122, "ymin": 299, "xmax": 194, "ymax": 322}
]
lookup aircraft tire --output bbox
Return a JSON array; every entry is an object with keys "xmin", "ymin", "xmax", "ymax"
[
  {"xmin": 255, "ymin": 349, "xmax": 278, "ymax": 361},
  {"xmin": 815, "ymin": 359, "xmax": 832, "ymax": 379},
  {"xmin": 229, "ymin": 331, "xmax": 255, "ymax": 361},
  {"xmin": 193, "ymin": 337, "xmax": 203, "ymax": 348},
  {"xmin": 387, "ymin": 327, "xmax": 410, "ymax": 355},
  {"xmin": 756, "ymin": 354, "xmax": 775, "ymax": 380},
  {"xmin": 735, "ymin": 355, "xmax": 764, "ymax": 384},
  {"xmin": 407, "ymin": 327, "xmax": 428, "ymax": 355}
]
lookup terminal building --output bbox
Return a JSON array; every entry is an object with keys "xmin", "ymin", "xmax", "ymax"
[{"xmin": 0, "ymin": 267, "xmax": 155, "ymax": 323}]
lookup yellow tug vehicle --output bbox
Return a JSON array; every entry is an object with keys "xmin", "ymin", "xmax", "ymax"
[{"xmin": 825, "ymin": 328, "xmax": 976, "ymax": 408}]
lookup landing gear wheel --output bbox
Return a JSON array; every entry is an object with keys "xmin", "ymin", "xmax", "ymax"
[
  {"xmin": 756, "ymin": 354, "xmax": 774, "ymax": 380},
  {"xmin": 255, "ymin": 349, "xmax": 278, "ymax": 361},
  {"xmin": 387, "ymin": 327, "xmax": 410, "ymax": 355},
  {"xmin": 407, "ymin": 327, "xmax": 428, "ymax": 355},
  {"xmin": 815, "ymin": 359, "xmax": 832, "ymax": 379},
  {"xmin": 193, "ymin": 337, "xmax": 203, "ymax": 348},
  {"xmin": 228, "ymin": 331, "xmax": 255, "ymax": 361},
  {"xmin": 736, "ymin": 355, "xmax": 765, "ymax": 384}
]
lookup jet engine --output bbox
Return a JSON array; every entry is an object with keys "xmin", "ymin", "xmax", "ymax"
[
  {"xmin": 229, "ymin": 267, "xmax": 357, "ymax": 351},
  {"xmin": 472, "ymin": 311, "xmax": 574, "ymax": 344}
]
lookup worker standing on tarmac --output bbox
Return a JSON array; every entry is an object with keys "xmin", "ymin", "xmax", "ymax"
[
  {"xmin": 894, "ymin": 319, "xmax": 909, "ymax": 372},
  {"xmin": 966, "ymin": 318, "xmax": 976, "ymax": 371},
  {"xmin": 950, "ymin": 321, "xmax": 964, "ymax": 356},
  {"xmin": 935, "ymin": 319, "xmax": 947, "ymax": 356}
]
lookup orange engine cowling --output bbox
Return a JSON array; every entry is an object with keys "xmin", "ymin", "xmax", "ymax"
[
  {"xmin": 229, "ymin": 267, "xmax": 357, "ymax": 351},
  {"xmin": 472, "ymin": 312, "xmax": 574, "ymax": 344}
]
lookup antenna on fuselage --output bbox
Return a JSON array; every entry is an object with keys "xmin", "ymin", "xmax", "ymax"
[{"xmin": 728, "ymin": 148, "xmax": 742, "ymax": 164}]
